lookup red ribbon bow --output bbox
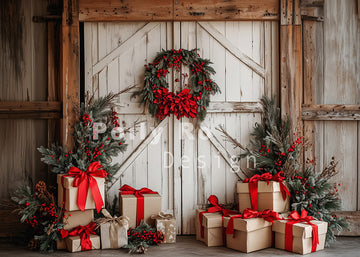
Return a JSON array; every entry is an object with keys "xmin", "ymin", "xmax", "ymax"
[
  {"xmin": 65, "ymin": 162, "xmax": 108, "ymax": 213},
  {"xmin": 199, "ymin": 195, "xmax": 237, "ymax": 238},
  {"xmin": 60, "ymin": 222, "xmax": 97, "ymax": 251},
  {"xmin": 119, "ymin": 184, "xmax": 158, "ymax": 227},
  {"xmin": 285, "ymin": 210, "xmax": 319, "ymax": 253},
  {"xmin": 225, "ymin": 208, "xmax": 280, "ymax": 237},
  {"xmin": 243, "ymin": 171, "xmax": 290, "ymax": 210}
]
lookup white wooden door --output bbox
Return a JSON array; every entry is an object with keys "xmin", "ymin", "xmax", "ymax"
[{"xmin": 84, "ymin": 21, "xmax": 278, "ymax": 234}]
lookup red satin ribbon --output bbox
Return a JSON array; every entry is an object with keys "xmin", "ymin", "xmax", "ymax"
[
  {"xmin": 199, "ymin": 195, "xmax": 237, "ymax": 239},
  {"xmin": 284, "ymin": 210, "xmax": 319, "ymax": 253},
  {"xmin": 225, "ymin": 208, "xmax": 280, "ymax": 237},
  {"xmin": 243, "ymin": 171, "xmax": 290, "ymax": 210},
  {"xmin": 64, "ymin": 162, "xmax": 108, "ymax": 213},
  {"xmin": 60, "ymin": 222, "xmax": 97, "ymax": 251},
  {"xmin": 119, "ymin": 184, "xmax": 158, "ymax": 227}
]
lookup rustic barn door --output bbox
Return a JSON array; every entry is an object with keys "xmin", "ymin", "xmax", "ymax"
[{"xmin": 84, "ymin": 21, "xmax": 278, "ymax": 234}]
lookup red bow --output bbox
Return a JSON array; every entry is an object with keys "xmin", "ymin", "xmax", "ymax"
[
  {"xmin": 285, "ymin": 210, "xmax": 319, "ymax": 252},
  {"xmin": 199, "ymin": 195, "xmax": 237, "ymax": 238},
  {"xmin": 243, "ymin": 171, "xmax": 290, "ymax": 210},
  {"xmin": 119, "ymin": 184, "xmax": 158, "ymax": 227},
  {"xmin": 65, "ymin": 162, "xmax": 108, "ymax": 213},
  {"xmin": 60, "ymin": 222, "xmax": 97, "ymax": 251},
  {"xmin": 226, "ymin": 208, "xmax": 280, "ymax": 237}
]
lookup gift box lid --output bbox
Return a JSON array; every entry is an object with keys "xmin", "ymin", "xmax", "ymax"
[
  {"xmin": 57, "ymin": 174, "xmax": 105, "ymax": 188},
  {"xmin": 223, "ymin": 215, "xmax": 272, "ymax": 232},
  {"xmin": 272, "ymin": 219, "xmax": 328, "ymax": 238},
  {"xmin": 120, "ymin": 193, "xmax": 161, "ymax": 199},
  {"xmin": 237, "ymin": 181, "xmax": 289, "ymax": 193},
  {"xmin": 196, "ymin": 209, "xmax": 224, "ymax": 229}
]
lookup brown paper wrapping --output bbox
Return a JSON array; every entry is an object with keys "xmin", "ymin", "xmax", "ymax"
[
  {"xmin": 119, "ymin": 193, "xmax": 161, "ymax": 228},
  {"xmin": 63, "ymin": 209, "xmax": 94, "ymax": 230},
  {"xmin": 272, "ymin": 219, "xmax": 328, "ymax": 255},
  {"xmin": 151, "ymin": 212, "xmax": 176, "ymax": 243},
  {"xmin": 97, "ymin": 209, "xmax": 129, "ymax": 249},
  {"xmin": 56, "ymin": 239, "xmax": 66, "ymax": 250},
  {"xmin": 223, "ymin": 215, "xmax": 273, "ymax": 253},
  {"xmin": 57, "ymin": 174, "xmax": 105, "ymax": 211},
  {"xmin": 65, "ymin": 234, "xmax": 100, "ymax": 252},
  {"xmin": 237, "ymin": 181, "xmax": 289, "ymax": 213},
  {"xmin": 195, "ymin": 209, "xmax": 224, "ymax": 247}
]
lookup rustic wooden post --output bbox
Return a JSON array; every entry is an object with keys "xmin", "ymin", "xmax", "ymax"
[
  {"xmin": 280, "ymin": 0, "xmax": 303, "ymax": 136},
  {"xmin": 60, "ymin": 0, "xmax": 80, "ymax": 149}
]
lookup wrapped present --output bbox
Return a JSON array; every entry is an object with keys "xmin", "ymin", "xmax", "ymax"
[
  {"xmin": 57, "ymin": 162, "xmax": 107, "ymax": 213},
  {"xmin": 96, "ymin": 209, "xmax": 129, "ymax": 249},
  {"xmin": 60, "ymin": 222, "xmax": 100, "ymax": 252},
  {"xmin": 272, "ymin": 210, "xmax": 328, "ymax": 255},
  {"xmin": 151, "ymin": 212, "xmax": 176, "ymax": 243},
  {"xmin": 237, "ymin": 171, "xmax": 290, "ymax": 212},
  {"xmin": 195, "ymin": 195, "xmax": 237, "ymax": 247},
  {"xmin": 119, "ymin": 185, "xmax": 161, "ymax": 228},
  {"xmin": 56, "ymin": 239, "xmax": 66, "ymax": 250},
  {"xmin": 63, "ymin": 209, "xmax": 94, "ymax": 230},
  {"xmin": 224, "ymin": 208, "xmax": 280, "ymax": 253}
]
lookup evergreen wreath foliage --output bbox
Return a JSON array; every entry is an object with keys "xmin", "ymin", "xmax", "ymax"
[{"xmin": 133, "ymin": 48, "xmax": 220, "ymax": 121}]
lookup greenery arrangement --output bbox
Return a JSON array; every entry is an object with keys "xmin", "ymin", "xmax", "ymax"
[
  {"xmin": 11, "ymin": 181, "xmax": 64, "ymax": 252},
  {"xmin": 38, "ymin": 91, "xmax": 133, "ymax": 177},
  {"xmin": 133, "ymin": 48, "xmax": 221, "ymax": 121}
]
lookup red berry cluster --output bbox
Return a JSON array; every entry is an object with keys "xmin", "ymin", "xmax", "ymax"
[
  {"xmin": 259, "ymin": 144, "xmax": 271, "ymax": 156},
  {"xmin": 85, "ymin": 142, "xmax": 104, "ymax": 161},
  {"xmin": 110, "ymin": 111, "xmax": 120, "ymax": 127},
  {"xmin": 153, "ymin": 88, "xmax": 201, "ymax": 120},
  {"xmin": 82, "ymin": 114, "xmax": 92, "ymax": 126},
  {"xmin": 288, "ymin": 136, "xmax": 303, "ymax": 152}
]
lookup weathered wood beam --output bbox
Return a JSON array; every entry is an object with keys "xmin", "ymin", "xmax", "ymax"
[
  {"xmin": 206, "ymin": 102, "xmax": 262, "ymax": 113},
  {"xmin": 78, "ymin": 0, "xmax": 279, "ymax": 21},
  {"xmin": 302, "ymin": 104, "xmax": 360, "ymax": 120},
  {"xmin": 335, "ymin": 211, "xmax": 360, "ymax": 236},
  {"xmin": 174, "ymin": 0, "xmax": 279, "ymax": 21},
  {"xmin": 0, "ymin": 101, "xmax": 61, "ymax": 119},
  {"xmin": 60, "ymin": 0, "xmax": 80, "ymax": 149}
]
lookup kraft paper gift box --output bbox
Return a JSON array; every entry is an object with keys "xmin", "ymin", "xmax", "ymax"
[
  {"xmin": 57, "ymin": 174, "xmax": 105, "ymax": 212},
  {"xmin": 65, "ymin": 234, "xmax": 100, "ymax": 252},
  {"xmin": 63, "ymin": 209, "xmax": 94, "ymax": 230},
  {"xmin": 56, "ymin": 239, "xmax": 66, "ymax": 250},
  {"xmin": 272, "ymin": 219, "xmax": 328, "ymax": 255},
  {"xmin": 96, "ymin": 209, "xmax": 129, "ymax": 249},
  {"xmin": 223, "ymin": 215, "xmax": 273, "ymax": 253},
  {"xmin": 195, "ymin": 209, "xmax": 225, "ymax": 247},
  {"xmin": 237, "ymin": 181, "xmax": 289, "ymax": 213},
  {"xmin": 119, "ymin": 193, "xmax": 161, "ymax": 228},
  {"xmin": 152, "ymin": 212, "xmax": 176, "ymax": 243}
]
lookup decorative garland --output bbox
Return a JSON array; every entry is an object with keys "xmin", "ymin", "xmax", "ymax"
[{"xmin": 134, "ymin": 49, "xmax": 221, "ymax": 121}]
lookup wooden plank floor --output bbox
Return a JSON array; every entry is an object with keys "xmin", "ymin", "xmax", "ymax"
[{"xmin": 0, "ymin": 236, "xmax": 359, "ymax": 256}]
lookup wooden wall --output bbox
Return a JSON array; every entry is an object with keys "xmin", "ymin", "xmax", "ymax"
[
  {"xmin": 0, "ymin": 0, "xmax": 61, "ymax": 239},
  {"xmin": 302, "ymin": 0, "xmax": 360, "ymax": 212}
]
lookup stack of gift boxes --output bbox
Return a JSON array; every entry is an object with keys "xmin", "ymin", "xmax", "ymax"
[
  {"xmin": 56, "ymin": 166, "xmax": 176, "ymax": 252},
  {"xmin": 196, "ymin": 172, "xmax": 329, "ymax": 255}
]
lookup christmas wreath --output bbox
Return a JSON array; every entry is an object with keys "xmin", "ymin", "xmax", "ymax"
[{"xmin": 134, "ymin": 49, "xmax": 221, "ymax": 121}]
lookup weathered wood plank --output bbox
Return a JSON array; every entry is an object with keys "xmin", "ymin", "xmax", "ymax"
[
  {"xmin": 0, "ymin": 101, "xmax": 61, "ymax": 112},
  {"xmin": 174, "ymin": 0, "xmax": 279, "ymax": 21},
  {"xmin": 206, "ymin": 102, "xmax": 262, "ymax": 113},
  {"xmin": 335, "ymin": 211, "xmax": 360, "ymax": 235},
  {"xmin": 60, "ymin": 0, "xmax": 80, "ymax": 149},
  {"xmin": 79, "ymin": 0, "xmax": 173, "ymax": 21},
  {"xmin": 302, "ymin": 104, "xmax": 360, "ymax": 120}
]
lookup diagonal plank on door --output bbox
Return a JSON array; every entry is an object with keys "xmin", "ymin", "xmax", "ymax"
[{"xmin": 198, "ymin": 22, "xmax": 265, "ymax": 78}]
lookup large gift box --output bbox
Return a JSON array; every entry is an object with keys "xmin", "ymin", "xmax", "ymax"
[
  {"xmin": 237, "ymin": 172, "xmax": 290, "ymax": 212},
  {"xmin": 63, "ymin": 209, "xmax": 94, "ymax": 230},
  {"xmin": 61, "ymin": 222, "xmax": 100, "ymax": 252},
  {"xmin": 119, "ymin": 185, "xmax": 161, "ymax": 228},
  {"xmin": 152, "ymin": 212, "xmax": 176, "ymax": 243},
  {"xmin": 57, "ymin": 162, "xmax": 107, "ymax": 212},
  {"xmin": 223, "ymin": 209, "xmax": 280, "ymax": 253},
  {"xmin": 96, "ymin": 209, "xmax": 129, "ymax": 249},
  {"xmin": 272, "ymin": 210, "xmax": 328, "ymax": 255},
  {"xmin": 195, "ymin": 209, "xmax": 225, "ymax": 247}
]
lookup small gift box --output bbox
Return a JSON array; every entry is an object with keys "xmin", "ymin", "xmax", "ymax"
[
  {"xmin": 119, "ymin": 185, "xmax": 161, "ymax": 228},
  {"xmin": 96, "ymin": 209, "xmax": 129, "ymax": 249},
  {"xmin": 56, "ymin": 239, "xmax": 66, "ymax": 250},
  {"xmin": 224, "ymin": 209, "xmax": 280, "ymax": 253},
  {"xmin": 195, "ymin": 195, "xmax": 237, "ymax": 247},
  {"xmin": 61, "ymin": 222, "xmax": 100, "ymax": 252},
  {"xmin": 63, "ymin": 209, "xmax": 94, "ymax": 230},
  {"xmin": 272, "ymin": 210, "xmax": 328, "ymax": 255},
  {"xmin": 237, "ymin": 171, "xmax": 290, "ymax": 212},
  {"xmin": 151, "ymin": 212, "xmax": 176, "ymax": 243},
  {"xmin": 57, "ymin": 162, "xmax": 107, "ymax": 213}
]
